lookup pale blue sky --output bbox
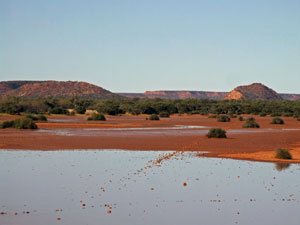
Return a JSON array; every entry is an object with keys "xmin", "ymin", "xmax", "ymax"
[{"xmin": 1, "ymin": 0, "xmax": 299, "ymax": 93}]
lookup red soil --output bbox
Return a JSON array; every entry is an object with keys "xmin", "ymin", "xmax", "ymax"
[{"xmin": 1, "ymin": 114, "xmax": 300, "ymax": 163}]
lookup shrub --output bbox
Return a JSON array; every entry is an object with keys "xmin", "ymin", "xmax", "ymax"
[
  {"xmin": 0, "ymin": 120, "xmax": 14, "ymax": 128},
  {"xmin": 283, "ymin": 112, "xmax": 293, "ymax": 117},
  {"xmin": 49, "ymin": 107, "xmax": 67, "ymax": 114},
  {"xmin": 87, "ymin": 113, "xmax": 106, "ymax": 121},
  {"xmin": 271, "ymin": 112, "xmax": 282, "ymax": 117},
  {"xmin": 217, "ymin": 115, "xmax": 231, "ymax": 122},
  {"xmin": 243, "ymin": 117, "xmax": 260, "ymax": 128},
  {"xmin": 271, "ymin": 117, "xmax": 284, "ymax": 125},
  {"xmin": 275, "ymin": 149, "xmax": 292, "ymax": 160},
  {"xmin": 207, "ymin": 128, "xmax": 227, "ymax": 138},
  {"xmin": 26, "ymin": 114, "xmax": 47, "ymax": 121},
  {"xmin": 259, "ymin": 112, "xmax": 267, "ymax": 117},
  {"xmin": 159, "ymin": 111, "xmax": 170, "ymax": 118},
  {"xmin": 148, "ymin": 114, "xmax": 160, "ymax": 121},
  {"xmin": 13, "ymin": 118, "xmax": 38, "ymax": 129},
  {"xmin": 238, "ymin": 116, "xmax": 244, "ymax": 121}
]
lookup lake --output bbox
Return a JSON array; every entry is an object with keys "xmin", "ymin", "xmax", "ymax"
[{"xmin": 0, "ymin": 150, "xmax": 299, "ymax": 225}]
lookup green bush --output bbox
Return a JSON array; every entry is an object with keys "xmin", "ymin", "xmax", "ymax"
[
  {"xmin": 13, "ymin": 118, "xmax": 38, "ymax": 129},
  {"xmin": 283, "ymin": 112, "xmax": 293, "ymax": 117},
  {"xmin": 243, "ymin": 117, "xmax": 260, "ymax": 128},
  {"xmin": 26, "ymin": 114, "xmax": 47, "ymax": 121},
  {"xmin": 48, "ymin": 107, "xmax": 67, "ymax": 114},
  {"xmin": 159, "ymin": 111, "xmax": 170, "ymax": 118},
  {"xmin": 217, "ymin": 115, "xmax": 231, "ymax": 122},
  {"xmin": 0, "ymin": 120, "xmax": 15, "ymax": 128},
  {"xmin": 148, "ymin": 114, "xmax": 160, "ymax": 121},
  {"xmin": 271, "ymin": 112, "xmax": 282, "ymax": 117},
  {"xmin": 1, "ymin": 118, "xmax": 38, "ymax": 129},
  {"xmin": 238, "ymin": 116, "xmax": 244, "ymax": 121},
  {"xmin": 207, "ymin": 128, "xmax": 227, "ymax": 138},
  {"xmin": 87, "ymin": 113, "xmax": 106, "ymax": 121},
  {"xmin": 259, "ymin": 112, "xmax": 267, "ymax": 117},
  {"xmin": 275, "ymin": 149, "xmax": 292, "ymax": 160},
  {"xmin": 271, "ymin": 117, "xmax": 284, "ymax": 125}
]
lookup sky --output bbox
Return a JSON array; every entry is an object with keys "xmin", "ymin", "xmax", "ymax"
[{"xmin": 0, "ymin": 0, "xmax": 300, "ymax": 93}]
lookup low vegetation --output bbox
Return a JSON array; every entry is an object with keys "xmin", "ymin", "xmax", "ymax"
[
  {"xmin": 1, "ymin": 96, "xmax": 300, "ymax": 118},
  {"xmin": 238, "ymin": 116, "xmax": 244, "ymax": 121},
  {"xmin": 87, "ymin": 113, "xmax": 106, "ymax": 121},
  {"xmin": 0, "ymin": 117, "xmax": 38, "ymax": 129},
  {"xmin": 259, "ymin": 112, "xmax": 267, "ymax": 117},
  {"xmin": 243, "ymin": 117, "xmax": 260, "ymax": 128},
  {"xmin": 271, "ymin": 117, "xmax": 284, "ymax": 125},
  {"xmin": 207, "ymin": 128, "xmax": 227, "ymax": 138},
  {"xmin": 159, "ymin": 111, "xmax": 170, "ymax": 118},
  {"xmin": 148, "ymin": 114, "xmax": 160, "ymax": 121},
  {"xmin": 275, "ymin": 149, "xmax": 292, "ymax": 160},
  {"xmin": 217, "ymin": 115, "xmax": 231, "ymax": 122},
  {"xmin": 26, "ymin": 114, "xmax": 47, "ymax": 121}
]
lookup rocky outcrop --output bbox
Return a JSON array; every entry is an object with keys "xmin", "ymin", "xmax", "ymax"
[{"xmin": 225, "ymin": 83, "xmax": 282, "ymax": 100}]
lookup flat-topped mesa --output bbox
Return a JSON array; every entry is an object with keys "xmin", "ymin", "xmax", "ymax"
[
  {"xmin": 225, "ymin": 83, "xmax": 282, "ymax": 100},
  {"xmin": 0, "ymin": 80, "xmax": 120, "ymax": 99},
  {"xmin": 143, "ymin": 90, "xmax": 227, "ymax": 100}
]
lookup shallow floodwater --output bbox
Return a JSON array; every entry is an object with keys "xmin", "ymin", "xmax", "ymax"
[
  {"xmin": 36, "ymin": 126, "xmax": 295, "ymax": 137},
  {"xmin": 0, "ymin": 150, "xmax": 299, "ymax": 225}
]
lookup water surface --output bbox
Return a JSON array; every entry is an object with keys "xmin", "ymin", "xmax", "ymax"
[{"xmin": 0, "ymin": 150, "xmax": 299, "ymax": 225}]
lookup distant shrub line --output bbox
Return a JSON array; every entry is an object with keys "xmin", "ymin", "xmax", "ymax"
[{"xmin": 1, "ymin": 97, "xmax": 300, "ymax": 119}]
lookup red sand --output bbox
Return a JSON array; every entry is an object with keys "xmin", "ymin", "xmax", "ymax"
[{"xmin": 1, "ymin": 114, "xmax": 300, "ymax": 163}]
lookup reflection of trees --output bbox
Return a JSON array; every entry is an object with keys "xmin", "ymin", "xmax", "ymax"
[{"xmin": 275, "ymin": 163, "xmax": 291, "ymax": 171}]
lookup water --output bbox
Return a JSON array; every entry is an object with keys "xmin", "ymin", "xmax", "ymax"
[
  {"xmin": 36, "ymin": 126, "xmax": 290, "ymax": 137},
  {"xmin": 0, "ymin": 150, "xmax": 299, "ymax": 225}
]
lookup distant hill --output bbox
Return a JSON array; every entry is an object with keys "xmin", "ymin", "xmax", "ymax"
[
  {"xmin": 119, "ymin": 91, "xmax": 226, "ymax": 100},
  {"xmin": 120, "ymin": 83, "xmax": 300, "ymax": 101},
  {"xmin": 225, "ymin": 83, "xmax": 282, "ymax": 100},
  {"xmin": 0, "ymin": 81, "xmax": 120, "ymax": 99},
  {"xmin": 1, "ymin": 80, "xmax": 299, "ymax": 101}
]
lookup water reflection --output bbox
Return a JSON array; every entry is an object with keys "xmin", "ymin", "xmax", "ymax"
[
  {"xmin": 275, "ymin": 162, "xmax": 291, "ymax": 171},
  {"xmin": 0, "ymin": 150, "xmax": 299, "ymax": 225}
]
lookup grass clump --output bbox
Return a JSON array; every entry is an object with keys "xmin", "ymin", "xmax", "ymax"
[
  {"xmin": 207, "ymin": 128, "xmax": 227, "ymax": 138},
  {"xmin": 0, "ymin": 120, "xmax": 15, "ymax": 128},
  {"xmin": 0, "ymin": 117, "xmax": 38, "ymax": 129},
  {"xmin": 26, "ymin": 114, "xmax": 47, "ymax": 121},
  {"xmin": 271, "ymin": 112, "xmax": 282, "ymax": 117},
  {"xmin": 275, "ymin": 149, "xmax": 292, "ymax": 160},
  {"xmin": 238, "ymin": 116, "xmax": 244, "ymax": 121},
  {"xmin": 159, "ymin": 111, "xmax": 170, "ymax": 118},
  {"xmin": 148, "ymin": 114, "xmax": 160, "ymax": 121},
  {"xmin": 259, "ymin": 112, "xmax": 267, "ymax": 117},
  {"xmin": 243, "ymin": 117, "xmax": 260, "ymax": 128},
  {"xmin": 271, "ymin": 117, "xmax": 284, "ymax": 125},
  {"xmin": 13, "ymin": 118, "xmax": 38, "ymax": 129},
  {"xmin": 87, "ymin": 113, "xmax": 106, "ymax": 121},
  {"xmin": 217, "ymin": 115, "xmax": 231, "ymax": 122}
]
